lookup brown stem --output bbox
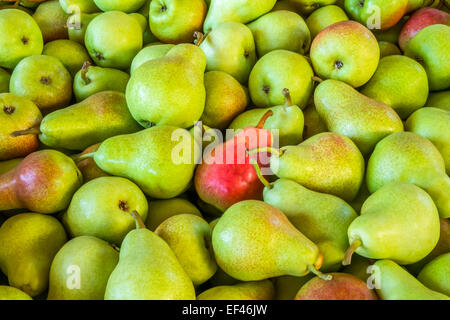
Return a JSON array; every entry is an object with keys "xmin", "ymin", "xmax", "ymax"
[
  {"xmin": 81, "ymin": 61, "xmax": 92, "ymax": 84},
  {"xmin": 256, "ymin": 110, "xmax": 274, "ymax": 129},
  {"xmin": 312, "ymin": 76, "xmax": 323, "ymax": 83},
  {"xmin": 194, "ymin": 31, "xmax": 205, "ymax": 46},
  {"xmin": 282, "ymin": 88, "xmax": 292, "ymax": 106},
  {"xmin": 342, "ymin": 239, "xmax": 362, "ymax": 266},
  {"xmin": 131, "ymin": 210, "xmax": 146, "ymax": 229},
  {"xmin": 11, "ymin": 125, "xmax": 41, "ymax": 137}
]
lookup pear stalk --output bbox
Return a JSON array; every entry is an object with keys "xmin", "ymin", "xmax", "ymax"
[
  {"xmin": 74, "ymin": 152, "xmax": 96, "ymax": 163},
  {"xmin": 342, "ymin": 239, "xmax": 362, "ymax": 266},
  {"xmin": 81, "ymin": 61, "xmax": 92, "ymax": 84},
  {"xmin": 307, "ymin": 265, "xmax": 332, "ymax": 281},
  {"xmin": 249, "ymin": 158, "xmax": 272, "ymax": 189},
  {"xmin": 247, "ymin": 146, "xmax": 284, "ymax": 158},
  {"xmin": 11, "ymin": 125, "xmax": 41, "ymax": 137},
  {"xmin": 282, "ymin": 88, "xmax": 292, "ymax": 107},
  {"xmin": 255, "ymin": 110, "xmax": 274, "ymax": 129},
  {"xmin": 194, "ymin": 31, "xmax": 205, "ymax": 47},
  {"xmin": 312, "ymin": 76, "xmax": 323, "ymax": 83},
  {"xmin": 130, "ymin": 210, "xmax": 146, "ymax": 229}
]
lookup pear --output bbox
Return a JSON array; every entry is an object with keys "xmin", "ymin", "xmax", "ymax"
[
  {"xmin": 93, "ymin": 126, "xmax": 200, "ymax": 199},
  {"xmin": 0, "ymin": 286, "xmax": 32, "ymax": 300},
  {"xmin": 0, "ymin": 93, "xmax": 42, "ymax": 160},
  {"xmin": 85, "ymin": 11, "xmax": 143, "ymax": 69},
  {"xmin": 367, "ymin": 132, "xmax": 450, "ymax": 218},
  {"xmin": 155, "ymin": 214, "xmax": 217, "ymax": 286},
  {"xmin": 314, "ymin": 79, "xmax": 404, "ymax": 154},
  {"xmin": 406, "ymin": 107, "xmax": 450, "ymax": 175},
  {"xmin": 200, "ymin": 22, "xmax": 256, "ymax": 84},
  {"xmin": 64, "ymin": 176, "xmax": 148, "ymax": 245},
  {"xmin": 306, "ymin": 5, "xmax": 348, "ymax": 39},
  {"xmin": 249, "ymin": 49, "xmax": 314, "ymax": 109},
  {"xmin": 0, "ymin": 150, "xmax": 83, "ymax": 214},
  {"xmin": 0, "ymin": 158, "xmax": 22, "ymax": 175},
  {"xmin": 47, "ymin": 236, "xmax": 119, "ymax": 300},
  {"xmin": 361, "ymin": 55, "xmax": 429, "ymax": 119},
  {"xmin": 9, "ymin": 55, "xmax": 72, "ymax": 112},
  {"xmin": 425, "ymin": 90, "xmax": 450, "ymax": 111},
  {"xmin": 289, "ymin": 0, "xmax": 337, "ymax": 15},
  {"xmin": 417, "ymin": 253, "xmax": 450, "ymax": 296},
  {"xmin": 33, "ymin": 0, "xmax": 69, "ymax": 42},
  {"xmin": 93, "ymin": 0, "xmax": 147, "ymax": 12},
  {"xmin": 269, "ymin": 132, "xmax": 365, "ymax": 202},
  {"xmin": 302, "ymin": 103, "xmax": 327, "ymax": 139},
  {"xmin": 0, "ymin": 213, "xmax": 67, "ymax": 297},
  {"xmin": 149, "ymin": 0, "xmax": 207, "ymax": 44},
  {"xmin": 0, "ymin": 68, "xmax": 10, "ymax": 93},
  {"xmin": 203, "ymin": 0, "xmax": 277, "ymax": 32},
  {"xmin": 126, "ymin": 43, "xmax": 206, "ymax": 128},
  {"xmin": 76, "ymin": 143, "xmax": 108, "ymax": 183},
  {"xmin": 130, "ymin": 44, "xmax": 174, "ymax": 74},
  {"xmin": 264, "ymin": 179, "xmax": 358, "ymax": 272},
  {"xmin": 274, "ymin": 275, "xmax": 313, "ymax": 300},
  {"xmin": 229, "ymin": 88, "xmax": 304, "ymax": 147},
  {"xmin": 248, "ymin": 10, "xmax": 311, "ymax": 57},
  {"xmin": 405, "ymin": 24, "xmax": 450, "ymax": 91},
  {"xmin": 59, "ymin": 0, "xmax": 100, "ymax": 13},
  {"xmin": 104, "ymin": 212, "xmax": 196, "ymax": 300},
  {"xmin": 373, "ymin": 260, "xmax": 449, "ymax": 300},
  {"xmin": 73, "ymin": 63, "xmax": 130, "ymax": 101},
  {"xmin": 378, "ymin": 41, "xmax": 401, "ymax": 58},
  {"xmin": 372, "ymin": 15, "xmax": 408, "ymax": 44},
  {"xmin": 197, "ymin": 280, "xmax": 275, "ymax": 300},
  {"xmin": 345, "ymin": 182, "xmax": 440, "ymax": 265},
  {"xmin": 310, "ymin": 21, "xmax": 379, "ymax": 88},
  {"xmin": 67, "ymin": 13, "xmax": 100, "ymax": 45},
  {"xmin": 0, "ymin": 9, "xmax": 43, "ymax": 69},
  {"xmin": 43, "ymin": 39, "xmax": 92, "ymax": 77},
  {"xmin": 212, "ymin": 200, "xmax": 327, "ymax": 281},
  {"xmin": 146, "ymin": 198, "xmax": 202, "ymax": 231},
  {"xmin": 271, "ymin": 0, "xmax": 302, "ymax": 13}
]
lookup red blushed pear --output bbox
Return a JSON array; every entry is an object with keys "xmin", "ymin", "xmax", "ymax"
[{"xmin": 194, "ymin": 111, "xmax": 274, "ymax": 212}]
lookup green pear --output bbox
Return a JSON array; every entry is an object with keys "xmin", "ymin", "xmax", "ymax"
[
  {"xmin": 201, "ymin": 71, "xmax": 248, "ymax": 130},
  {"xmin": 406, "ymin": 108, "xmax": 450, "ymax": 175},
  {"xmin": 67, "ymin": 13, "xmax": 100, "ymax": 45},
  {"xmin": 248, "ymin": 10, "xmax": 311, "ymax": 57},
  {"xmin": 314, "ymin": 79, "xmax": 404, "ymax": 154},
  {"xmin": 229, "ymin": 88, "xmax": 304, "ymax": 147},
  {"xmin": 302, "ymin": 103, "xmax": 327, "ymax": 139},
  {"xmin": 212, "ymin": 200, "xmax": 326, "ymax": 281},
  {"xmin": 367, "ymin": 132, "xmax": 450, "ymax": 218},
  {"xmin": 130, "ymin": 44, "xmax": 174, "ymax": 74},
  {"xmin": 406, "ymin": 0, "xmax": 425, "ymax": 12},
  {"xmin": 425, "ymin": 90, "xmax": 450, "ymax": 111},
  {"xmin": 93, "ymin": 126, "xmax": 200, "ymax": 199},
  {"xmin": 378, "ymin": 41, "xmax": 401, "ymax": 58},
  {"xmin": 93, "ymin": 0, "xmax": 147, "ymax": 12},
  {"xmin": 33, "ymin": 0, "xmax": 69, "ymax": 43},
  {"xmin": 345, "ymin": 182, "xmax": 440, "ymax": 265},
  {"xmin": 0, "ymin": 286, "xmax": 32, "ymax": 300},
  {"xmin": 405, "ymin": 24, "xmax": 450, "ymax": 91},
  {"xmin": 10, "ymin": 55, "xmax": 72, "ymax": 113},
  {"xmin": 43, "ymin": 39, "xmax": 92, "ymax": 77},
  {"xmin": 249, "ymin": 49, "xmax": 314, "ymax": 109},
  {"xmin": 59, "ymin": 0, "xmax": 100, "ymax": 13},
  {"xmin": 274, "ymin": 275, "xmax": 314, "ymax": 300},
  {"xmin": 64, "ymin": 176, "xmax": 148, "ymax": 245},
  {"xmin": 310, "ymin": 21, "xmax": 379, "ymax": 88},
  {"xmin": 0, "ymin": 68, "xmax": 9, "ymax": 93},
  {"xmin": 104, "ymin": 212, "xmax": 196, "ymax": 300},
  {"xmin": 146, "ymin": 198, "xmax": 202, "ymax": 231},
  {"xmin": 85, "ymin": 11, "xmax": 143, "ymax": 69},
  {"xmin": 198, "ymin": 280, "xmax": 275, "ymax": 300},
  {"xmin": 200, "ymin": 22, "xmax": 256, "ymax": 84},
  {"xmin": 203, "ymin": 0, "xmax": 277, "ymax": 32},
  {"xmin": 73, "ymin": 63, "xmax": 130, "ymax": 101},
  {"xmin": 289, "ymin": 0, "xmax": 337, "ymax": 14},
  {"xmin": 306, "ymin": 5, "xmax": 348, "ymax": 39},
  {"xmin": 129, "ymin": 12, "xmax": 158, "ymax": 45},
  {"xmin": 0, "ymin": 213, "xmax": 67, "ymax": 297},
  {"xmin": 155, "ymin": 214, "xmax": 217, "ymax": 286},
  {"xmin": 126, "ymin": 44, "xmax": 206, "ymax": 128},
  {"xmin": 264, "ymin": 178, "xmax": 358, "ymax": 272},
  {"xmin": 361, "ymin": 55, "xmax": 429, "ymax": 119},
  {"xmin": 374, "ymin": 260, "xmax": 449, "ymax": 300},
  {"xmin": 349, "ymin": 182, "xmax": 370, "ymax": 213},
  {"xmin": 417, "ymin": 253, "xmax": 450, "ymax": 296},
  {"xmin": 0, "ymin": 9, "xmax": 43, "ymax": 69},
  {"xmin": 0, "ymin": 158, "xmax": 23, "ymax": 175},
  {"xmin": 269, "ymin": 132, "xmax": 365, "ymax": 202}
]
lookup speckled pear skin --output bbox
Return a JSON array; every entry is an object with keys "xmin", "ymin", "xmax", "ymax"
[
  {"xmin": 47, "ymin": 236, "xmax": 119, "ymax": 300},
  {"xmin": 0, "ymin": 213, "xmax": 67, "ymax": 297},
  {"xmin": 367, "ymin": 132, "xmax": 450, "ymax": 218},
  {"xmin": 0, "ymin": 93, "xmax": 42, "ymax": 161},
  {"xmin": 104, "ymin": 227, "xmax": 196, "ymax": 300},
  {"xmin": 374, "ymin": 260, "xmax": 450, "ymax": 300},
  {"xmin": 0, "ymin": 286, "xmax": 33, "ymax": 300},
  {"xmin": 0, "ymin": 150, "xmax": 83, "ymax": 214},
  {"xmin": 40, "ymin": 91, "xmax": 142, "ymax": 151},
  {"xmin": 212, "ymin": 200, "xmax": 321, "ymax": 281},
  {"xmin": 146, "ymin": 198, "xmax": 202, "ymax": 231},
  {"xmin": 314, "ymin": 79, "xmax": 404, "ymax": 155},
  {"xmin": 94, "ymin": 126, "xmax": 199, "ymax": 199},
  {"xmin": 270, "ymin": 132, "xmax": 365, "ymax": 202},
  {"xmin": 126, "ymin": 44, "xmax": 206, "ymax": 129},
  {"xmin": 348, "ymin": 182, "xmax": 440, "ymax": 265},
  {"xmin": 197, "ymin": 280, "xmax": 275, "ymax": 300},
  {"xmin": 417, "ymin": 253, "xmax": 450, "ymax": 296},
  {"xmin": 264, "ymin": 179, "xmax": 358, "ymax": 272}
]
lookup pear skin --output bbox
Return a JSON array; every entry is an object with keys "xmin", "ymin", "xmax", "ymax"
[
  {"xmin": 146, "ymin": 198, "xmax": 202, "ymax": 231},
  {"xmin": 198, "ymin": 280, "xmax": 275, "ymax": 300}
]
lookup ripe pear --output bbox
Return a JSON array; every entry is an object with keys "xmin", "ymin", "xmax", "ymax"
[
  {"xmin": 374, "ymin": 260, "xmax": 449, "ymax": 300},
  {"xmin": 67, "ymin": 13, "xmax": 100, "ymax": 45},
  {"xmin": 0, "ymin": 213, "xmax": 67, "ymax": 297},
  {"xmin": 104, "ymin": 212, "xmax": 196, "ymax": 300},
  {"xmin": 345, "ymin": 182, "xmax": 440, "ymax": 265},
  {"xmin": 198, "ymin": 280, "xmax": 275, "ymax": 300},
  {"xmin": 367, "ymin": 132, "xmax": 450, "ymax": 218},
  {"xmin": 310, "ymin": 21, "xmax": 379, "ymax": 88},
  {"xmin": 0, "ymin": 286, "xmax": 32, "ymax": 300},
  {"xmin": 59, "ymin": 0, "xmax": 100, "ymax": 13},
  {"xmin": 0, "ymin": 9, "xmax": 43, "ymax": 69},
  {"xmin": 417, "ymin": 253, "xmax": 450, "ymax": 296},
  {"xmin": 302, "ymin": 103, "xmax": 327, "ymax": 139},
  {"xmin": 146, "ymin": 198, "xmax": 202, "ymax": 231},
  {"xmin": 64, "ymin": 176, "xmax": 148, "ymax": 245},
  {"xmin": 130, "ymin": 43, "xmax": 174, "ymax": 74},
  {"xmin": 425, "ymin": 90, "xmax": 450, "ymax": 111},
  {"xmin": 200, "ymin": 22, "xmax": 256, "ymax": 84},
  {"xmin": 314, "ymin": 79, "xmax": 404, "ymax": 154},
  {"xmin": 43, "ymin": 39, "xmax": 92, "ymax": 77},
  {"xmin": 0, "ymin": 93, "xmax": 42, "ymax": 160},
  {"xmin": 93, "ymin": 0, "xmax": 147, "ymax": 12},
  {"xmin": 212, "ymin": 200, "xmax": 326, "ymax": 281},
  {"xmin": 10, "ymin": 55, "xmax": 72, "ymax": 112},
  {"xmin": 33, "ymin": 0, "xmax": 69, "ymax": 42},
  {"xmin": 47, "ymin": 236, "xmax": 119, "ymax": 300},
  {"xmin": 306, "ymin": 5, "xmax": 348, "ymax": 39},
  {"xmin": 249, "ymin": 49, "xmax": 314, "ymax": 109},
  {"xmin": 378, "ymin": 41, "xmax": 401, "ymax": 58},
  {"xmin": 0, "ymin": 68, "xmax": 10, "ymax": 93}
]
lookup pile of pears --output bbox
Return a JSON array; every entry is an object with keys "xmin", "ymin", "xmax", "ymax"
[{"xmin": 0, "ymin": 0, "xmax": 449, "ymax": 301}]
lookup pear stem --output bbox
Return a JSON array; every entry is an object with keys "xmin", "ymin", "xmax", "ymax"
[
  {"xmin": 312, "ymin": 76, "xmax": 323, "ymax": 83},
  {"xmin": 247, "ymin": 146, "xmax": 284, "ymax": 158},
  {"xmin": 74, "ymin": 152, "xmax": 95, "ymax": 163},
  {"xmin": 81, "ymin": 61, "xmax": 91, "ymax": 84},
  {"xmin": 307, "ymin": 265, "xmax": 332, "ymax": 281},
  {"xmin": 255, "ymin": 110, "xmax": 274, "ymax": 129},
  {"xmin": 342, "ymin": 239, "xmax": 362, "ymax": 266},
  {"xmin": 282, "ymin": 88, "xmax": 293, "ymax": 107},
  {"xmin": 130, "ymin": 210, "xmax": 146, "ymax": 229},
  {"xmin": 11, "ymin": 125, "xmax": 41, "ymax": 137},
  {"xmin": 249, "ymin": 158, "xmax": 272, "ymax": 189},
  {"xmin": 194, "ymin": 31, "xmax": 205, "ymax": 46}
]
